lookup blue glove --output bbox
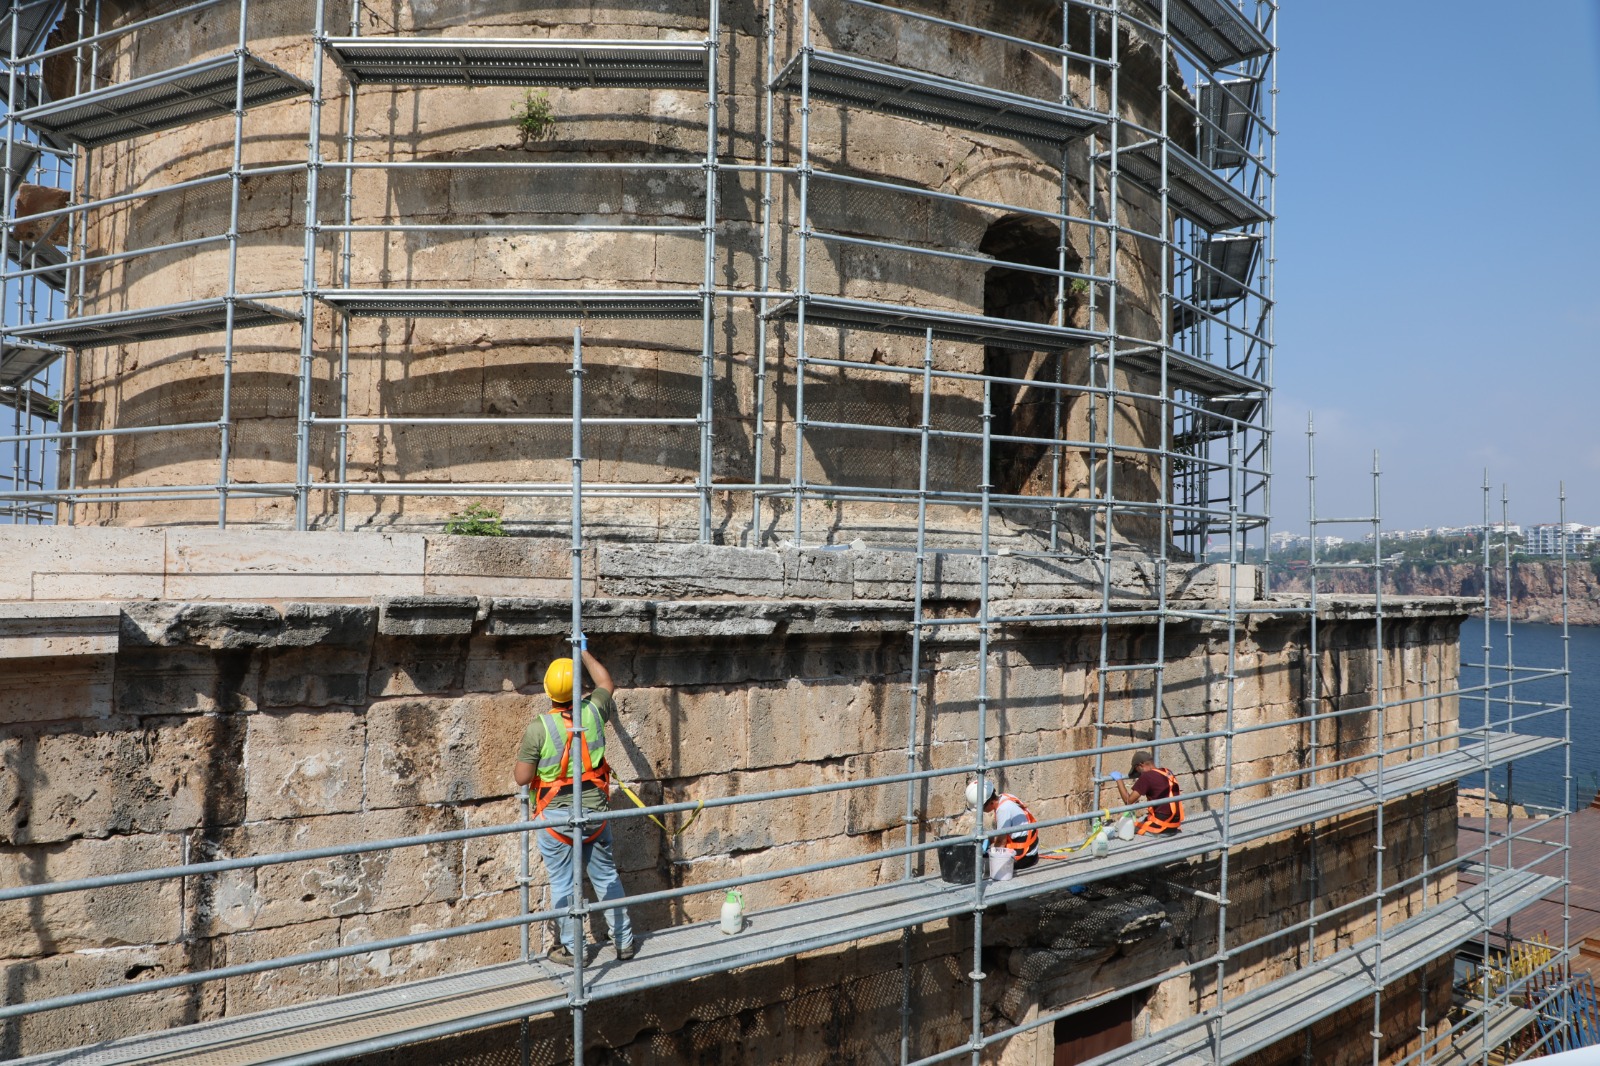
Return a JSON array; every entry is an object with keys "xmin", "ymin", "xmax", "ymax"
[
  {"xmin": 578, "ymin": 633, "xmax": 589, "ymax": 653},
  {"xmin": 1109, "ymin": 770, "xmax": 1124, "ymax": 781}
]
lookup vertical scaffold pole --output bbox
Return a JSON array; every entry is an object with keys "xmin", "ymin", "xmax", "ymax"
[
  {"xmin": 1302, "ymin": 416, "xmax": 1322, "ymax": 1025},
  {"xmin": 1210, "ymin": 430, "xmax": 1241, "ymax": 1066},
  {"xmin": 295, "ymin": 0, "xmax": 328, "ymax": 530},
  {"xmin": 568, "ymin": 325, "xmax": 588, "ymax": 1061},
  {"xmin": 1557, "ymin": 482, "xmax": 1573, "ymax": 1052},
  {"xmin": 968, "ymin": 377, "xmax": 995, "ymax": 1066},
  {"xmin": 216, "ymin": 0, "xmax": 253, "ymax": 527},
  {"xmin": 334, "ymin": 1, "xmax": 360, "ymax": 531},
  {"xmin": 749, "ymin": 0, "xmax": 777, "ymax": 545},
  {"xmin": 1368, "ymin": 451, "xmax": 1387, "ymax": 1066},
  {"xmin": 697, "ymin": 0, "xmax": 721, "ymax": 543},
  {"xmin": 791, "ymin": 0, "xmax": 813, "ymax": 545},
  {"xmin": 899, "ymin": 326, "xmax": 933, "ymax": 1065},
  {"xmin": 1476, "ymin": 471, "xmax": 1493, "ymax": 1066}
]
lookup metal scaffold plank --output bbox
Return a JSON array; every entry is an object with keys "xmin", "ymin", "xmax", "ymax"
[
  {"xmin": 6, "ymin": 732, "xmax": 1558, "ymax": 1066},
  {"xmin": 6, "ymin": 299, "xmax": 300, "ymax": 349},
  {"xmin": 318, "ymin": 289, "xmax": 704, "ymax": 320},
  {"xmin": 775, "ymin": 51, "xmax": 1105, "ymax": 149},
  {"xmin": 1102, "ymin": 139, "xmax": 1270, "ymax": 232},
  {"xmin": 772, "ymin": 294, "xmax": 1100, "ymax": 352},
  {"xmin": 0, "ymin": 384, "xmax": 55, "ymax": 420},
  {"xmin": 1084, "ymin": 868, "xmax": 1560, "ymax": 1066},
  {"xmin": 1097, "ymin": 345, "xmax": 1261, "ymax": 400},
  {"xmin": 0, "ymin": 339, "xmax": 61, "ymax": 386},
  {"xmin": 324, "ymin": 37, "xmax": 711, "ymax": 88},
  {"xmin": 1122, "ymin": 0, "xmax": 1272, "ymax": 73},
  {"xmin": 14, "ymin": 53, "xmax": 311, "ymax": 149},
  {"xmin": 8, "ymin": 237, "xmax": 70, "ymax": 291}
]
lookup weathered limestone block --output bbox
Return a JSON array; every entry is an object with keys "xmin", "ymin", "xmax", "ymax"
[
  {"xmin": 0, "ymin": 603, "xmax": 121, "ymax": 659},
  {"xmin": 337, "ymin": 896, "xmax": 522, "ymax": 995},
  {"xmin": 782, "ymin": 548, "xmax": 853, "ymax": 599},
  {"xmin": 114, "ymin": 647, "xmax": 260, "ymax": 717},
  {"xmin": 210, "ymin": 806, "xmax": 465, "ymax": 931},
  {"xmin": 366, "ymin": 634, "xmax": 471, "ymax": 697},
  {"xmin": 613, "ymin": 685, "xmax": 749, "ymax": 781},
  {"xmin": 0, "ymin": 715, "xmax": 244, "ymax": 845},
  {"xmin": 0, "ymin": 942, "xmax": 221, "ymax": 1058},
  {"xmin": 365, "ymin": 694, "xmax": 527, "ymax": 809},
  {"xmin": 164, "ymin": 530, "xmax": 427, "ymax": 600},
  {"xmin": 0, "ymin": 833, "xmax": 184, "ymax": 956},
  {"xmin": 260, "ymin": 643, "xmax": 370, "ymax": 708},
  {"xmin": 376, "ymin": 595, "xmax": 482, "ymax": 637},
  {"xmin": 423, "ymin": 536, "xmax": 570, "ymax": 597},
  {"xmin": 0, "ymin": 654, "xmax": 115, "ymax": 725},
  {"xmin": 220, "ymin": 917, "xmax": 341, "ymax": 1016},
  {"xmin": 599, "ymin": 544, "xmax": 785, "ymax": 599},
  {"xmin": 0, "ymin": 527, "xmax": 164, "ymax": 602},
  {"xmin": 746, "ymin": 677, "xmax": 864, "ymax": 769},
  {"xmin": 244, "ymin": 711, "xmax": 366, "ymax": 821}
]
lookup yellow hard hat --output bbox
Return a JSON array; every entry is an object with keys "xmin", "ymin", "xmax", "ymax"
[{"xmin": 544, "ymin": 658, "xmax": 574, "ymax": 704}]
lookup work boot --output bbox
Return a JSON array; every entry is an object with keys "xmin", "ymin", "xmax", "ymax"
[
  {"xmin": 547, "ymin": 943, "xmax": 575, "ymax": 964},
  {"xmin": 614, "ymin": 940, "xmax": 637, "ymax": 960}
]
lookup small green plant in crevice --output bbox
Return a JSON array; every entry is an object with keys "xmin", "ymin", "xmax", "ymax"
[
  {"xmin": 445, "ymin": 502, "xmax": 509, "ymax": 537},
  {"xmin": 1069, "ymin": 278, "xmax": 1091, "ymax": 296},
  {"xmin": 512, "ymin": 90, "xmax": 556, "ymax": 146}
]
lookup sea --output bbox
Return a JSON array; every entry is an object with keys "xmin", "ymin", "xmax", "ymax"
[{"xmin": 1456, "ymin": 620, "xmax": 1600, "ymax": 811}]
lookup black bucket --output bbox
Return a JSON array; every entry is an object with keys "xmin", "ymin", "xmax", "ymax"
[{"xmin": 937, "ymin": 839, "xmax": 979, "ymax": 884}]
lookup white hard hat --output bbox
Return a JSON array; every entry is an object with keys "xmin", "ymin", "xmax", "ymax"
[{"xmin": 966, "ymin": 779, "xmax": 996, "ymax": 807}]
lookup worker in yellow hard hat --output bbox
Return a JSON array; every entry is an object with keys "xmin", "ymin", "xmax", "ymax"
[{"xmin": 513, "ymin": 642, "xmax": 634, "ymax": 963}]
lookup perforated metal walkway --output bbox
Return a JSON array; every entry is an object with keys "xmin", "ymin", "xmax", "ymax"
[
  {"xmin": 1103, "ymin": 139, "xmax": 1270, "ymax": 232},
  {"xmin": 1082, "ymin": 868, "xmax": 1559, "ymax": 1066},
  {"xmin": 777, "ymin": 51, "xmax": 1106, "ymax": 149},
  {"xmin": 771, "ymin": 294, "xmax": 1101, "ymax": 351},
  {"xmin": 1123, "ymin": 0, "xmax": 1273, "ymax": 73},
  {"xmin": 9, "ymin": 732, "xmax": 1554, "ymax": 1066},
  {"xmin": 14, "ymin": 53, "xmax": 310, "ymax": 148},
  {"xmin": 319, "ymin": 289, "xmax": 704, "ymax": 320},
  {"xmin": 324, "ymin": 37, "xmax": 711, "ymax": 88},
  {"xmin": 1097, "ymin": 344, "xmax": 1260, "ymax": 399},
  {"xmin": 6, "ymin": 299, "xmax": 299, "ymax": 349}
]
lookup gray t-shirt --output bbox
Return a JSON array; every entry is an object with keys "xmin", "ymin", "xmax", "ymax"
[{"xmin": 517, "ymin": 688, "xmax": 616, "ymax": 814}]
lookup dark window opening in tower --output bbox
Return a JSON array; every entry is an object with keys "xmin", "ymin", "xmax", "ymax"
[{"xmin": 980, "ymin": 214, "xmax": 1080, "ymax": 499}]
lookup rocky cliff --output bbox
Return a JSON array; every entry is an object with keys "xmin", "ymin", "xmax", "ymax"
[{"xmin": 1272, "ymin": 561, "xmax": 1600, "ymax": 626}]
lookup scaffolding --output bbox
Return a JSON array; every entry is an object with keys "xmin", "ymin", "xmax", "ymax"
[{"xmin": 0, "ymin": 2, "xmax": 1582, "ymax": 1066}]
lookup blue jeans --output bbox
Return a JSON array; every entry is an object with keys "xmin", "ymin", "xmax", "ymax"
[{"xmin": 535, "ymin": 812, "xmax": 633, "ymax": 954}]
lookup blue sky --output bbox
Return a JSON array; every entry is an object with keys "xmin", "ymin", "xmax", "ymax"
[{"xmin": 1270, "ymin": 1, "xmax": 1600, "ymax": 535}]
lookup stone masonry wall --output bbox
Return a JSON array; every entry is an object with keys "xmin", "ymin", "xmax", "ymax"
[
  {"xmin": 0, "ymin": 549, "xmax": 1470, "ymax": 1060},
  {"xmin": 55, "ymin": 0, "xmax": 1177, "ymax": 545}
]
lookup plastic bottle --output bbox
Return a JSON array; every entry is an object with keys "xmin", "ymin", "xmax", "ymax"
[
  {"xmin": 1089, "ymin": 818, "xmax": 1110, "ymax": 857},
  {"xmin": 720, "ymin": 888, "xmax": 745, "ymax": 934},
  {"xmin": 1116, "ymin": 812, "xmax": 1138, "ymax": 841}
]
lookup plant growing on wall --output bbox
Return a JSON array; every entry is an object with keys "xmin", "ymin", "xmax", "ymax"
[
  {"xmin": 445, "ymin": 503, "xmax": 509, "ymax": 536},
  {"xmin": 513, "ymin": 90, "xmax": 556, "ymax": 146}
]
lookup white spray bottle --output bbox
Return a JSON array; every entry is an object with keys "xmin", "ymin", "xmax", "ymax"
[{"xmin": 720, "ymin": 888, "xmax": 745, "ymax": 934}]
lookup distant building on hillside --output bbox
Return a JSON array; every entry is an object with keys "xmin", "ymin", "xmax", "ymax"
[{"xmin": 1524, "ymin": 523, "xmax": 1598, "ymax": 556}]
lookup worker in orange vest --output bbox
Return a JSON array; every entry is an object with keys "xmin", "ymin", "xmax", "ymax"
[
  {"xmin": 1111, "ymin": 750, "xmax": 1184, "ymax": 835},
  {"xmin": 513, "ymin": 645, "xmax": 635, "ymax": 963},
  {"xmin": 966, "ymin": 779, "xmax": 1040, "ymax": 869}
]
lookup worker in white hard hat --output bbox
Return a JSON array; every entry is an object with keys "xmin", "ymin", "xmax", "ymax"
[
  {"xmin": 966, "ymin": 778, "xmax": 1040, "ymax": 869},
  {"xmin": 513, "ymin": 644, "xmax": 635, "ymax": 964}
]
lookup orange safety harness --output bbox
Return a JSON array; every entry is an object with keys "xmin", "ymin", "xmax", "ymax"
[
  {"xmin": 995, "ymin": 793, "xmax": 1039, "ymax": 859},
  {"xmin": 1135, "ymin": 768, "xmax": 1184, "ymax": 835},
  {"xmin": 532, "ymin": 703, "xmax": 612, "ymax": 846}
]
